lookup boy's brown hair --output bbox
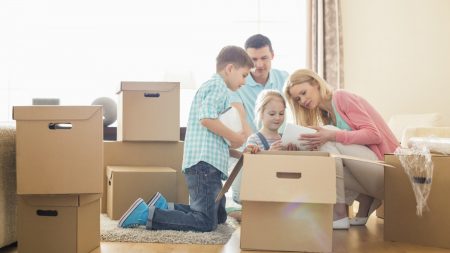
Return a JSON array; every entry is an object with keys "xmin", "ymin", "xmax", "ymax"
[{"xmin": 216, "ymin": 45, "xmax": 254, "ymax": 72}]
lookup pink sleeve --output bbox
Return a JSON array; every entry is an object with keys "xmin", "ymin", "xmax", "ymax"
[{"xmin": 334, "ymin": 92, "xmax": 383, "ymax": 145}]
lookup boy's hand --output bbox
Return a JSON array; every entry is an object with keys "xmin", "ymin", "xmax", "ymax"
[
  {"xmin": 269, "ymin": 140, "xmax": 283, "ymax": 151},
  {"xmin": 230, "ymin": 132, "xmax": 246, "ymax": 149},
  {"xmin": 244, "ymin": 144, "xmax": 260, "ymax": 154}
]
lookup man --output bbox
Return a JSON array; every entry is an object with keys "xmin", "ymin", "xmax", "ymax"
[
  {"xmin": 230, "ymin": 34, "xmax": 289, "ymax": 137},
  {"xmin": 228, "ymin": 34, "xmax": 289, "ymax": 215}
]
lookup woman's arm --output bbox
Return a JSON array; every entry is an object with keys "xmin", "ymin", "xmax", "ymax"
[{"xmin": 334, "ymin": 91, "xmax": 382, "ymax": 145}]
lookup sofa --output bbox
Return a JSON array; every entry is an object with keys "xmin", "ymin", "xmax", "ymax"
[{"xmin": 0, "ymin": 125, "xmax": 16, "ymax": 248}]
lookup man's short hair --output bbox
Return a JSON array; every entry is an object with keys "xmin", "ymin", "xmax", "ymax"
[
  {"xmin": 245, "ymin": 34, "xmax": 273, "ymax": 53},
  {"xmin": 216, "ymin": 45, "xmax": 254, "ymax": 72}
]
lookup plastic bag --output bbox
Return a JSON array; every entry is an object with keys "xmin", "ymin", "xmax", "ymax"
[
  {"xmin": 394, "ymin": 145, "xmax": 434, "ymax": 216},
  {"xmin": 407, "ymin": 136, "xmax": 450, "ymax": 155}
]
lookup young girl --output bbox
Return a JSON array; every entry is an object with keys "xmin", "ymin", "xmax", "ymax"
[
  {"xmin": 227, "ymin": 89, "xmax": 286, "ymax": 222},
  {"xmin": 246, "ymin": 89, "xmax": 287, "ymax": 151}
]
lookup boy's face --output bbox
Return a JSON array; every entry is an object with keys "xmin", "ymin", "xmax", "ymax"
[{"xmin": 225, "ymin": 65, "xmax": 251, "ymax": 91}]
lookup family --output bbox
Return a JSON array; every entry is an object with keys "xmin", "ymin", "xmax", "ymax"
[{"xmin": 117, "ymin": 34, "xmax": 398, "ymax": 232}]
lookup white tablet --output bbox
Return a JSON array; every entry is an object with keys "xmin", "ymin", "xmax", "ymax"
[{"xmin": 281, "ymin": 123, "xmax": 316, "ymax": 149}]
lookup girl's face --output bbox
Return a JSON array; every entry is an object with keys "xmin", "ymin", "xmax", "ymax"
[
  {"xmin": 288, "ymin": 81, "xmax": 321, "ymax": 109},
  {"xmin": 261, "ymin": 98, "xmax": 285, "ymax": 131}
]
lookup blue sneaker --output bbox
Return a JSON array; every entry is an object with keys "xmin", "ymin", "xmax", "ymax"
[
  {"xmin": 147, "ymin": 192, "xmax": 168, "ymax": 209},
  {"xmin": 118, "ymin": 198, "xmax": 149, "ymax": 228}
]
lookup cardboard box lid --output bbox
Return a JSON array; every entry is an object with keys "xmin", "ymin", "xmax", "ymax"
[
  {"xmin": 21, "ymin": 194, "xmax": 102, "ymax": 207},
  {"xmin": 106, "ymin": 165, "xmax": 175, "ymax": 179},
  {"xmin": 13, "ymin": 106, "xmax": 102, "ymax": 121},
  {"xmin": 240, "ymin": 151, "xmax": 336, "ymax": 204},
  {"xmin": 118, "ymin": 81, "xmax": 179, "ymax": 94}
]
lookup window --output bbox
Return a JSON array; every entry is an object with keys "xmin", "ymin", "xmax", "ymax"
[{"xmin": 0, "ymin": 0, "xmax": 307, "ymax": 125}]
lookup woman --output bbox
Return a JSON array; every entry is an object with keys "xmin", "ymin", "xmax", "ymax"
[{"xmin": 284, "ymin": 69, "xmax": 398, "ymax": 229}]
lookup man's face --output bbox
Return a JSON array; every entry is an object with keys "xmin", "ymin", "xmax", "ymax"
[{"xmin": 246, "ymin": 45, "xmax": 273, "ymax": 81}]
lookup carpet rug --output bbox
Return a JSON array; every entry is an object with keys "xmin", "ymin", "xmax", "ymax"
[{"xmin": 100, "ymin": 214, "xmax": 239, "ymax": 245}]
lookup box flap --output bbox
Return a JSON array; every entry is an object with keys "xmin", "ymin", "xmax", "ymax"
[
  {"xmin": 107, "ymin": 165, "xmax": 175, "ymax": 173},
  {"xmin": 107, "ymin": 166, "xmax": 175, "ymax": 186},
  {"xmin": 118, "ymin": 81, "xmax": 179, "ymax": 94},
  {"xmin": 240, "ymin": 152, "xmax": 336, "ymax": 204},
  {"xmin": 13, "ymin": 106, "xmax": 102, "ymax": 121},
  {"xmin": 22, "ymin": 194, "xmax": 101, "ymax": 207},
  {"xmin": 385, "ymin": 153, "xmax": 448, "ymax": 158}
]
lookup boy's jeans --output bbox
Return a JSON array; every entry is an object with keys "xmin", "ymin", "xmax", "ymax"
[{"xmin": 146, "ymin": 161, "xmax": 227, "ymax": 232}]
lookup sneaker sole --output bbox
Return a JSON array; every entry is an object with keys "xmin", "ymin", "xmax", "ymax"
[
  {"xmin": 118, "ymin": 198, "xmax": 144, "ymax": 227},
  {"xmin": 147, "ymin": 192, "xmax": 161, "ymax": 207}
]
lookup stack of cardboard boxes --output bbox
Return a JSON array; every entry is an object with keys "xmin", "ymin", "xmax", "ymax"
[
  {"xmin": 13, "ymin": 106, "xmax": 104, "ymax": 253},
  {"xmin": 104, "ymin": 82, "xmax": 189, "ymax": 220}
]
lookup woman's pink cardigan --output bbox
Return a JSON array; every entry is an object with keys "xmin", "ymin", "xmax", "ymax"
[{"xmin": 333, "ymin": 90, "xmax": 399, "ymax": 160}]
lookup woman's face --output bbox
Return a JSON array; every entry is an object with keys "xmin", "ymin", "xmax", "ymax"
[{"xmin": 288, "ymin": 81, "xmax": 321, "ymax": 110}]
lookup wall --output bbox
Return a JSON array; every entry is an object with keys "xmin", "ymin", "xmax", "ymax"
[{"xmin": 341, "ymin": 0, "xmax": 450, "ymax": 122}]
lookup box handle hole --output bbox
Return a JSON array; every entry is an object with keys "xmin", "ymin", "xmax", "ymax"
[
  {"xmin": 48, "ymin": 123, "xmax": 72, "ymax": 130},
  {"xmin": 144, "ymin": 93, "xmax": 160, "ymax": 98},
  {"xmin": 276, "ymin": 172, "xmax": 302, "ymax": 179},
  {"xmin": 36, "ymin": 210, "xmax": 58, "ymax": 217}
]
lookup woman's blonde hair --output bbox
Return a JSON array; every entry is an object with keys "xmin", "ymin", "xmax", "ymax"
[
  {"xmin": 254, "ymin": 89, "xmax": 286, "ymax": 129},
  {"xmin": 283, "ymin": 69, "xmax": 334, "ymax": 127}
]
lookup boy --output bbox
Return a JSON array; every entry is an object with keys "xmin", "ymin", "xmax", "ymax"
[{"xmin": 118, "ymin": 45, "xmax": 254, "ymax": 232}]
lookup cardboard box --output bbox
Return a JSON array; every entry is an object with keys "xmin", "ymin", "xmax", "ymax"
[
  {"xmin": 107, "ymin": 166, "xmax": 177, "ymax": 220},
  {"xmin": 102, "ymin": 141, "xmax": 188, "ymax": 213},
  {"xmin": 385, "ymin": 154, "xmax": 450, "ymax": 249},
  {"xmin": 18, "ymin": 194, "xmax": 101, "ymax": 253},
  {"xmin": 376, "ymin": 201, "xmax": 384, "ymax": 219},
  {"xmin": 239, "ymin": 151, "xmax": 336, "ymax": 252},
  {"xmin": 13, "ymin": 106, "xmax": 103, "ymax": 194},
  {"xmin": 117, "ymin": 81, "xmax": 180, "ymax": 141}
]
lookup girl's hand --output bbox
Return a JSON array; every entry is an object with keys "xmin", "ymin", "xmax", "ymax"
[
  {"xmin": 285, "ymin": 143, "xmax": 299, "ymax": 151},
  {"xmin": 269, "ymin": 140, "xmax": 283, "ymax": 151},
  {"xmin": 244, "ymin": 144, "xmax": 260, "ymax": 154},
  {"xmin": 299, "ymin": 126, "xmax": 336, "ymax": 149}
]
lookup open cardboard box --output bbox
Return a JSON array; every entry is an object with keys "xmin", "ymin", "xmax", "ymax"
[
  {"xmin": 220, "ymin": 151, "xmax": 336, "ymax": 252},
  {"xmin": 384, "ymin": 153, "xmax": 450, "ymax": 249},
  {"xmin": 217, "ymin": 151, "xmax": 393, "ymax": 252}
]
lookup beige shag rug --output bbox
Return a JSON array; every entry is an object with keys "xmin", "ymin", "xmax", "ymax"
[{"xmin": 100, "ymin": 214, "xmax": 239, "ymax": 244}]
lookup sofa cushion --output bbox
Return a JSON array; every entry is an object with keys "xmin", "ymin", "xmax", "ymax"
[
  {"xmin": 388, "ymin": 113, "xmax": 446, "ymax": 142},
  {"xmin": 0, "ymin": 126, "xmax": 17, "ymax": 248}
]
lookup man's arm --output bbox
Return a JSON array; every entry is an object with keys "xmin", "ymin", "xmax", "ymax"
[{"xmin": 231, "ymin": 102, "xmax": 253, "ymax": 138}]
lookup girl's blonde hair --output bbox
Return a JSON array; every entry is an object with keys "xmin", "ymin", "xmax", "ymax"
[
  {"xmin": 254, "ymin": 89, "xmax": 286, "ymax": 129},
  {"xmin": 283, "ymin": 69, "xmax": 334, "ymax": 127}
]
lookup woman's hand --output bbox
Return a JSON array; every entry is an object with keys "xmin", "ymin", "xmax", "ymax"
[
  {"xmin": 269, "ymin": 140, "xmax": 283, "ymax": 151},
  {"xmin": 299, "ymin": 126, "xmax": 336, "ymax": 149}
]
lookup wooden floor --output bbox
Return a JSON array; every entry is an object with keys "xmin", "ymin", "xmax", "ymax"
[{"xmin": 2, "ymin": 216, "xmax": 450, "ymax": 253}]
